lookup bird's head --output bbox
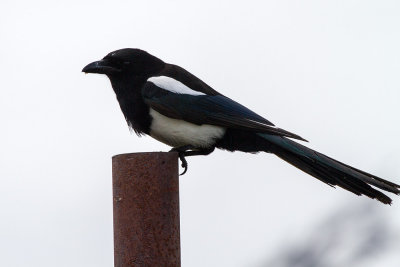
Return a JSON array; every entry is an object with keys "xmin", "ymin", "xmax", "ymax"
[{"xmin": 82, "ymin": 48, "xmax": 165, "ymax": 80}]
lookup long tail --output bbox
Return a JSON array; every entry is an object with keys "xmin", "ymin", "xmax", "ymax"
[{"xmin": 258, "ymin": 133, "xmax": 400, "ymax": 204}]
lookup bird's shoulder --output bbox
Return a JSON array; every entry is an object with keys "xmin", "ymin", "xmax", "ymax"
[{"xmin": 146, "ymin": 63, "xmax": 221, "ymax": 96}]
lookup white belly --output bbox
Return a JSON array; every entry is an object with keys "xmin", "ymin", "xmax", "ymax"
[{"xmin": 149, "ymin": 109, "xmax": 226, "ymax": 148}]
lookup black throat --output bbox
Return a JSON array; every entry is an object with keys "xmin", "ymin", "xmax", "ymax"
[{"xmin": 109, "ymin": 74, "xmax": 152, "ymax": 135}]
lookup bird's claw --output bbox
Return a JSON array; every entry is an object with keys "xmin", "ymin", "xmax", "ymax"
[
  {"xmin": 170, "ymin": 146, "xmax": 191, "ymax": 175},
  {"xmin": 178, "ymin": 152, "xmax": 188, "ymax": 175}
]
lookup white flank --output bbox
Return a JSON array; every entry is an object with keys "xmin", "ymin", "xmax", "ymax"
[
  {"xmin": 148, "ymin": 76, "xmax": 205, "ymax": 96},
  {"xmin": 149, "ymin": 109, "xmax": 225, "ymax": 148}
]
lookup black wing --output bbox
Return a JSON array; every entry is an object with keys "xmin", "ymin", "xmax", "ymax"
[{"xmin": 142, "ymin": 81, "xmax": 307, "ymax": 141}]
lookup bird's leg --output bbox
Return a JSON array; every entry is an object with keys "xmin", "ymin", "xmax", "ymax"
[
  {"xmin": 169, "ymin": 146, "xmax": 215, "ymax": 175},
  {"xmin": 183, "ymin": 147, "xmax": 215, "ymax": 157}
]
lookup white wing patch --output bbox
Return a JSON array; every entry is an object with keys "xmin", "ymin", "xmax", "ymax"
[{"xmin": 147, "ymin": 76, "xmax": 205, "ymax": 96}]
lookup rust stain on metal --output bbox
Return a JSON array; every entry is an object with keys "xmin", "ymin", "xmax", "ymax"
[{"xmin": 112, "ymin": 152, "xmax": 180, "ymax": 267}]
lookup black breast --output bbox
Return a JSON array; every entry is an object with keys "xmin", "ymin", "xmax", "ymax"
[{"xmin": 111, "ymin": 76, "xmax": 152, "ymax": 135}]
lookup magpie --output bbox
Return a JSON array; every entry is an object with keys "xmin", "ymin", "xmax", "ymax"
[{"xmin": 83, "ymin": 48, "xmax": 399, "ymax": 204}]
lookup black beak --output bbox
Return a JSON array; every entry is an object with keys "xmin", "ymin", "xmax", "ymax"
[{"xmin": 82, "ymin": 59, "xmax": 121, "ymax": 74}]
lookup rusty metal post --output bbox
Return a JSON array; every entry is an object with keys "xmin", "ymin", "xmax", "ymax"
[{"xmin": 112, "ymin": 152, "xmax": 180, "ymax": 267}]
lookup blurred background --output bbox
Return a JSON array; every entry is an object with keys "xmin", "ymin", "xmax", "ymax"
[{"xmin": 1, "ymin": 1, "xmax": 399, "ymax": 266}]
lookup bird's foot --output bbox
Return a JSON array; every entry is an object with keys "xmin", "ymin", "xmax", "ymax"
[
  {"xmin": 178, "ymin": 152, "xmax": 188, "ymax": 175},
  {"xmin": 170, "ymin": 145, "xmax": 194, "ymax": 176}
]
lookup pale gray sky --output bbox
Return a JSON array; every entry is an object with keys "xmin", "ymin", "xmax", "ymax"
[{"xmin": 1, "ymin": 1, "xmax": 400, "ymax": 266}]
